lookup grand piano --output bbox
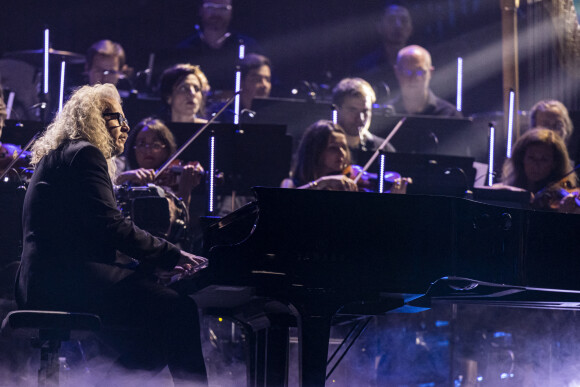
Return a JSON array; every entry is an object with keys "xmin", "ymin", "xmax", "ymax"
[{"xmin": 173, "ymin": 187, "xmax": 580, "ymax": 387}]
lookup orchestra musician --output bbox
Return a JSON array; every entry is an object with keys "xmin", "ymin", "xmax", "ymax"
[
  {"xmin": 159, "ymin": 63, "xmax": 211, "ymax": 123},
  {"xmin": 389, "ymin": 45, "xmax": 462, "ymax": 117},
  {"xmin": 166, "ymin": 0, "xmax": 263, "ymax": 94},
  {"xmin": 280, "ymin": 120, "xmax": 363, "ymax": 191},
  {"xmin": 239, "ymin": 53, "xmax": 272, "ymax": 111},
  {"xmin": 86, "ymin": 39, "xmax": 128, "ymax": 87},
  {"xmin": 15, "ymin": 84, "xmax": 208, "ymax": 385},
  {"xmin": 332, "ymin": 77, "xmax": 395, "ymax": 164},
  {"xmin": 529, "ymin": 99, "xmax": 574, "ymax": 145},
  {"xmin": 496, "ymin": 128, "xmax": 579, "ymax": 212},
  {"xmin": 353, "ymin": 1, "xmax": 414, "ymax": 103},
  {"xmin": 116, "ymin": 117, "xmax": 204, "ymax": 211}
]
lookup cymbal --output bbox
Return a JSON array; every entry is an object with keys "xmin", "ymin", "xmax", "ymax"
[{"xmin": 3, "ymin": 48, "xmax": 85, "ymax": 66}]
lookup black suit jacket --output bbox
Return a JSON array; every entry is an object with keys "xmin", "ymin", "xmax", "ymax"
[{"xmin": 16, "ymin": 140, "xmax": 181, "ymax": 310}]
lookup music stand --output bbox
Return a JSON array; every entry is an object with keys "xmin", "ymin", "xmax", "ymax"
[
  {"xmin": 370, "ymin": 113, "xmax": 488, "ymax": 162},
  {"xmin": 2, "ymin": 120, "xmax": 45, "ymax": 146},
  {"xmin": 380, "ymin": 151, "xmax": 476, "ymax": 196},
  {"xmin": 251, "ymin": 97, "xmax": 333, "ymax": 148},
  {"xmin": 167, "ymin": 122, "xmax": 292, "ymax": 196}
]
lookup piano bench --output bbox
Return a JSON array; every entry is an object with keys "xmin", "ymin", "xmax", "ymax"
[{"xmin": 1, "ymin": 310, "xmax": 101, "ymax": 387}]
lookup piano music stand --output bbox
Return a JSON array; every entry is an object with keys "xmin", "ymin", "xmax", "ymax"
[{"xmin": 167, "ymin": 122, "xmax": 293, "ymax": 196}]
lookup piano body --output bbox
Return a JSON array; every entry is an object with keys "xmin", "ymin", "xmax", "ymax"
[{"xmin": 174, "ymin": 187, "xmax": 580, "ymax": 387}]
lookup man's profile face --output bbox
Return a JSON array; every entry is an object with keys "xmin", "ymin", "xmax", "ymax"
[
  {"xmin": 88, "ymin": 54, "xmax": 121, "ymax": 86},
  {"xmin": 201, "ymin": 0, "xmax": 233, "ymax": 31},
  {"xmin": 104, "ymin": 99, "xmax": 130, "ymax": 156},
  {"xmin": 380, "ymin": 6, "xmax": 412, "ymax": 45},
  {"xmin": 337, "ymin": 94, "xmax": 373, "ymax": 137}
]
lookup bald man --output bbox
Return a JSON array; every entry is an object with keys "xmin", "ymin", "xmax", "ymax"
[{"xmin": 390, "ymin": 45, "xmax": 461, "ymax": 117}]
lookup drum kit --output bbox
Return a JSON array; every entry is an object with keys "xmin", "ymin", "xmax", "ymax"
[{"xmin": 0, "ymin": 47, "xmax": 85, "ymax": 121}]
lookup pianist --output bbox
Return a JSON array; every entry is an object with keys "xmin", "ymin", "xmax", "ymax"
[{"xmin": 15, "ymin": 84, "xmax": 208, "ymax": 384}]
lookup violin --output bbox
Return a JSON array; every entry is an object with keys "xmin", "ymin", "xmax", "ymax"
[
  {"xmin": 532, "ymin": 184, "xmax": 580, "ymax": 212},
  {"xmin": 342, "ymin": 164, "xmax": 404, "ymax": 192},
  {"xmin": 0, "ymin": 142, "xmax": 32, "ymax": 183},
  {"xmin": 155, "ymin": 159, "xmax": 204, "ymax": 193}
]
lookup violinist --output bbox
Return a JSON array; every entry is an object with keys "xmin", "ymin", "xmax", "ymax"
[
  {"xmin": 116, "ymin": 117, "xmax": 204, "ymax": 210},
  {"xmin": 497, "ymin": 128, "xmax": 579, "ymax": 211},
  {"xmin": 159, "ymin": 64, "xmax": 211, "ymax": 124},
  {"xmin": 280, "ymin": 120, "xmax": 360, "ymax": 191}
]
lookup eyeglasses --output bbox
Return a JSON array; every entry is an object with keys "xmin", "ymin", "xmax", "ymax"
[
  {"xmin": 203, "ymin": 2, "xmax": 232, "ymax": 11},
  {"xmin": 134, "ymin": 142, "xmax": 167, "ymax": 152},
  {"xmin": 103, "ymin": 112, "xmax": 129, "ymax": 129},
  {"xmin": 397, "ymin": 69, "xmax": 429, "ymax": 78}
]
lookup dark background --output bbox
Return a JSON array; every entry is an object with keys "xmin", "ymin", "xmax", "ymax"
[
  {"xmin": 2, "ymin": 0, "xmax": 579, "ymax": 117},
  {"xmin": 0, "ymin": 0, "xmax": 510, "ymax": 116}
]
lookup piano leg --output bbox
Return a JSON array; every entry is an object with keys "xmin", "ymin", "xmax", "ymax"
[
  {"xmin": 253, "ymin": 324, "xmax": 289, "ymax": 387},
  {"xmin": 297, "ymin": 312, "xmax": 333, "ymax": 387}
]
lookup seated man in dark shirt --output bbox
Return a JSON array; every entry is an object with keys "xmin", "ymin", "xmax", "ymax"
[
  {"xmin": 160, "ymin": 0, "xmax": 263, "ymax": 98},
  {"xmin": 389, "ymin": 45, "xmax": 462, "ymax": 118},
  {"xmin": 332, "ymin": 77, "xmax": 395, "ymax": 165}
]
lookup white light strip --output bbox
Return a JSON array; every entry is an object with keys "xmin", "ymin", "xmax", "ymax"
[
  {"xmin": 488, "ymin": 124, "xmax": 495, "ymax": 186},
  {"xmin": 234, "ymin": 70, "xmax": 241, "ymax": 125},
  {"xmin": 44, "ymin": 29, "xmax": 50, "ymax": 95},
  {"xmin": 332, "ymin": 108, "xmax": 338, "ymax": 124},
  {"xmin": 456, "ymin": 57, "xmax": 463, "ymax": 112},
  {"xmin": 239, "ymin": 44, "xmax": 245, "ymax": 60},
  {"xmin": 379, "ymin": 154, "xmax": 386, "ymax": 193},
  {"xmin": 208, "ymin": 135, "xmax": 215, "ymax": 213},
  {"xmin": 58, "ymin": 60, "xmax": 66, "ymax": 113},
  {"xmin": 506, "ymin": 89, "xmax": 515, "ymax": 158},
  {"xmin": 233, "ymin": 43, "xmax": 245, "ymax": 125}
]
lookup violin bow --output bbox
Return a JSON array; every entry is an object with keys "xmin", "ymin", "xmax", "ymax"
[
  {"xmin": 353, "ymin": 117, "xmax": 406, "ymax": 184},
  {"xmin": 154, "ymin": 91, "xmax": 240, "ymax": 179}
]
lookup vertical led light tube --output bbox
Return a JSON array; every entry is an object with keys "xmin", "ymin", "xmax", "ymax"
[
  {"xmin": 208, "ymin": 135, "xmax": 216, "ymax": 213},
  {"xmin": 378, "ymin": 154, "xmax": 386, "ymax": 193},
  {"xmin": 332, "ymin": 105, "xmax": 338, "ymax": 124},
  {"xmin": 58, "ymin": 60, "xmax": 66, "ymax": 113},
  {"xmin": 6, "ymin": 92, "xmax": 15, "ymax": 119},
  {"xmin": 506, "ymin": 89, "xmax": 515, "ymax": 158},
  {"xmin": 456, "ymin": 57, "xmax": 463, "ymax": 112},
  {"xmin": 233, "ymin": 43, "xmax": 245, "ymax": 125},
  {"xmin": 487, "ymin": 123, "xmax": 495, "ymax": 186},
  {"xmin": 43, "ymin": 29, "xmax": 50, "ymax": 95}
]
